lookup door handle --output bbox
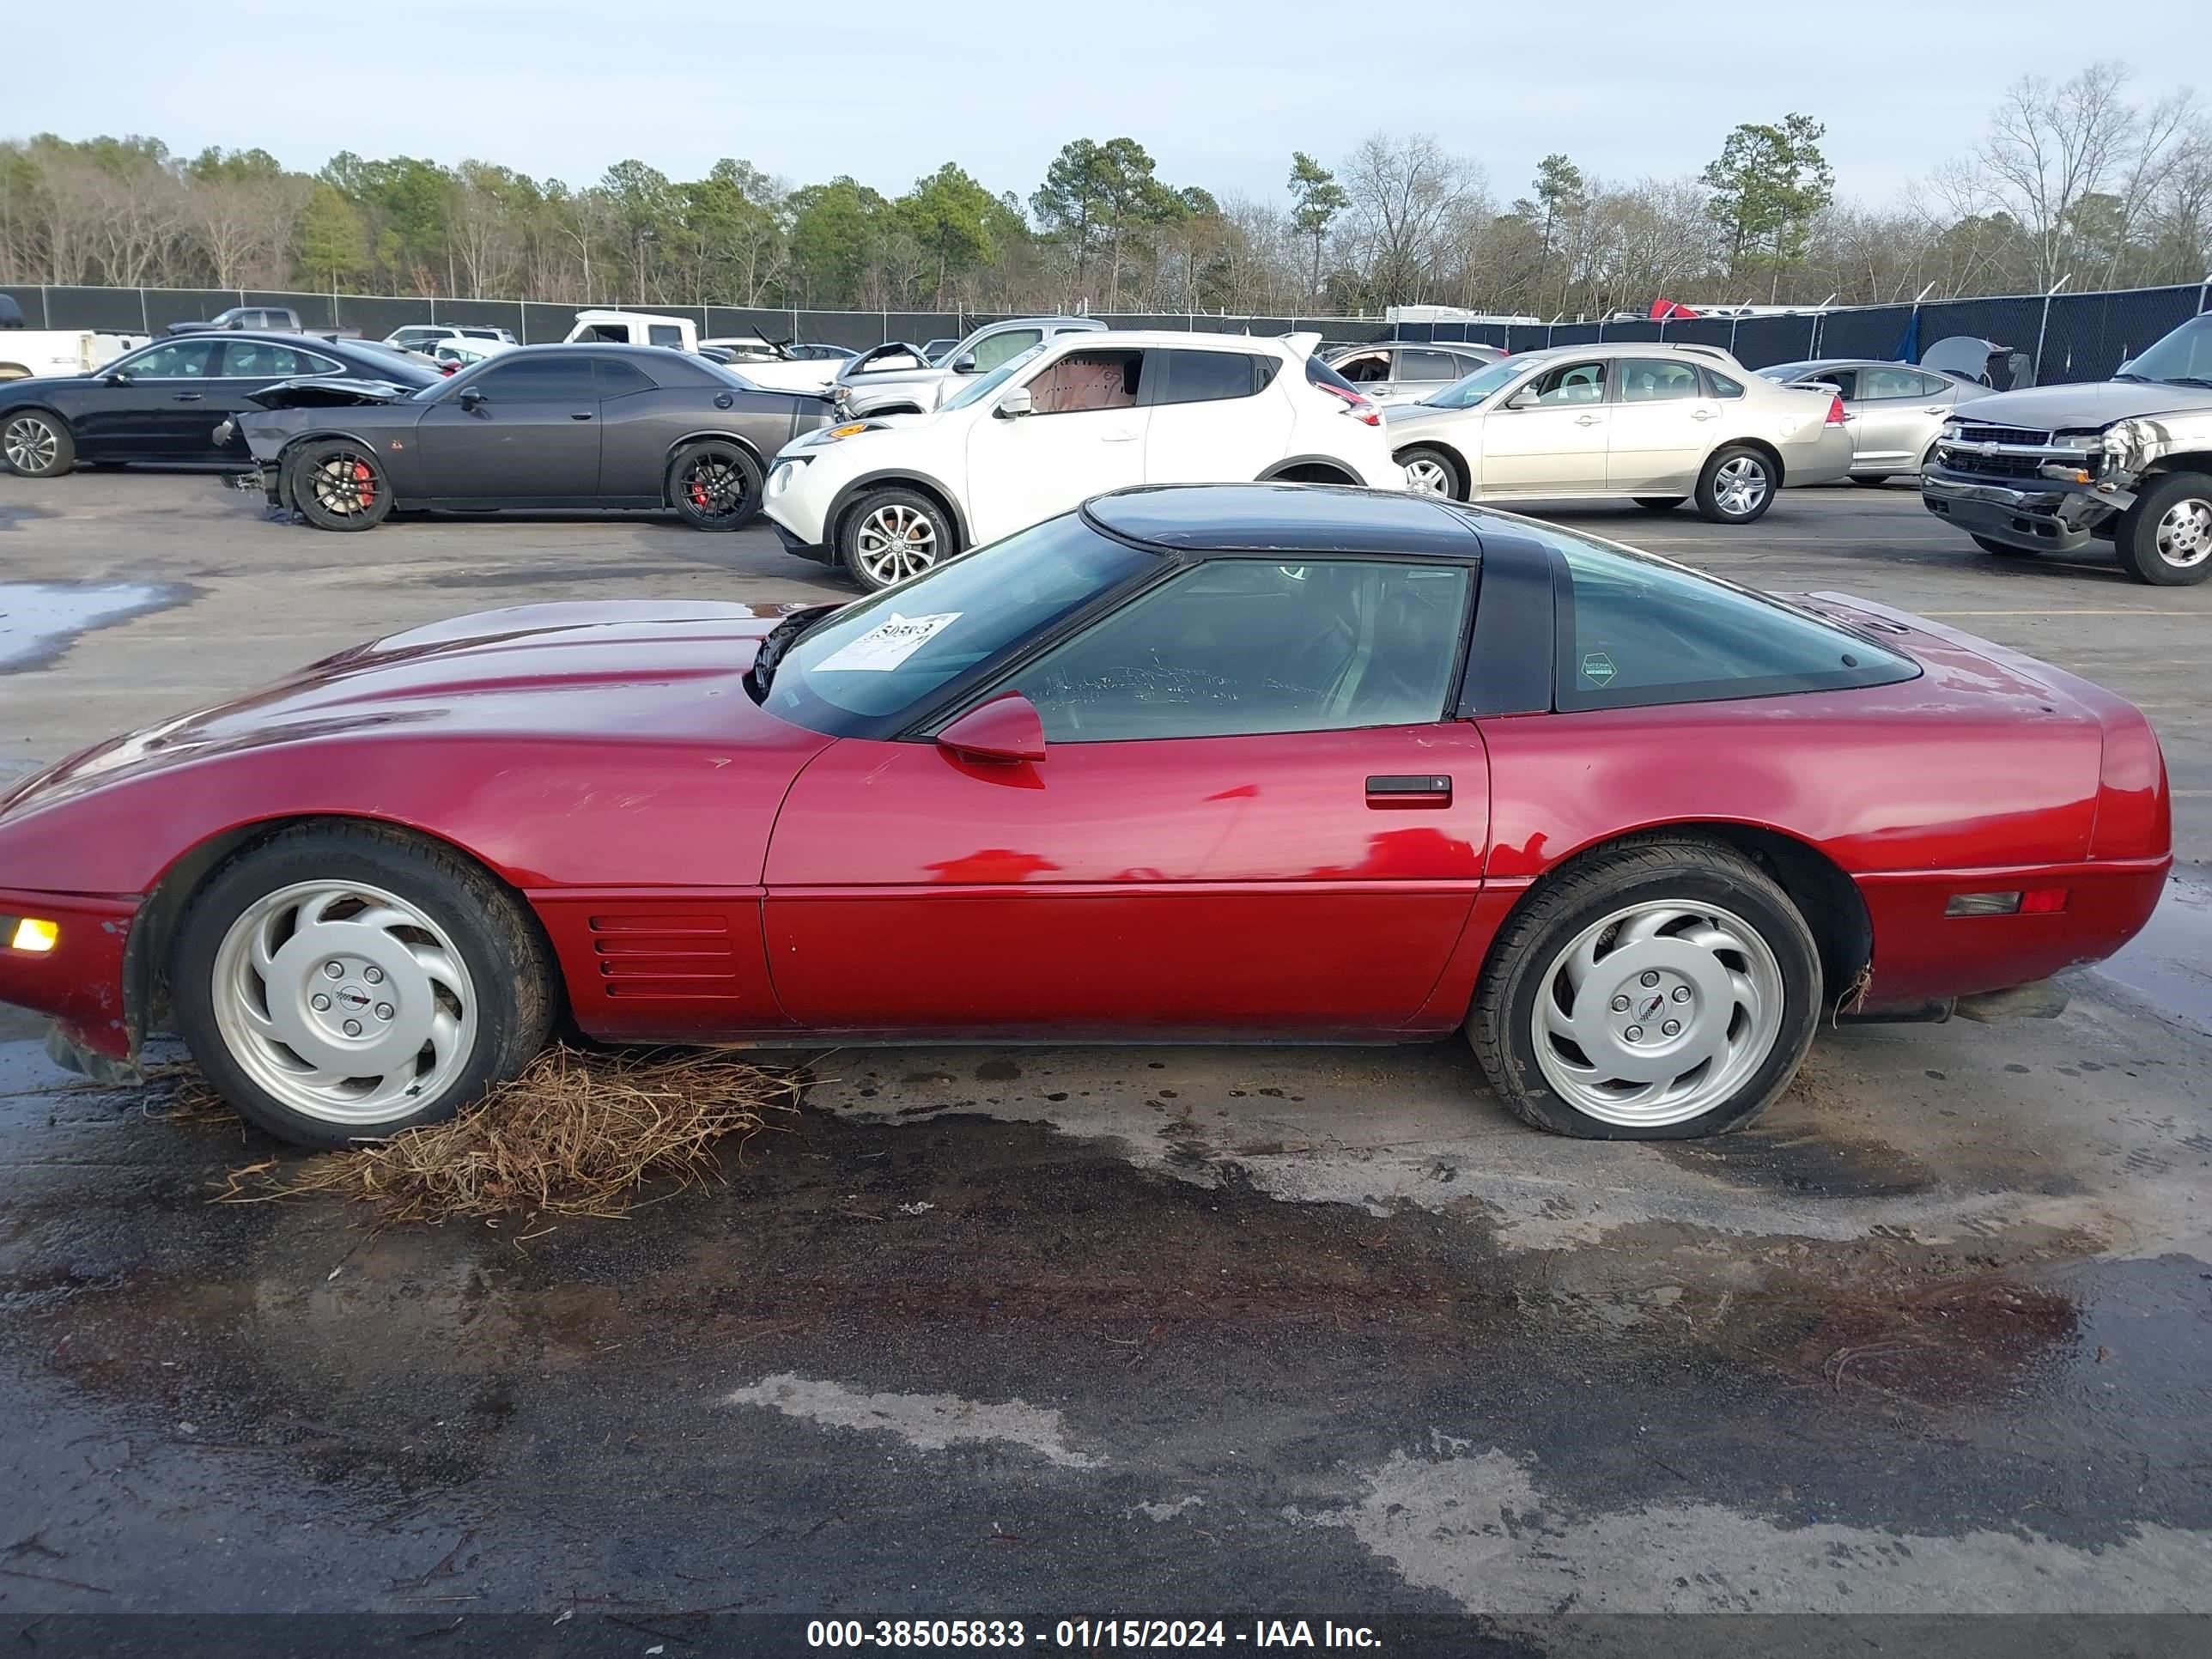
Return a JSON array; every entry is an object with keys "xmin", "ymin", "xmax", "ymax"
[
  {"xmin": 1365, "ymin": 774, "xmax": 1452, "ymax": 808},
  {"xmin": 1690, "ymin": 409, "xmax": 1717, "ymax": 420},
  {"xmin": 1922, "ymin": 406, "xmax": 1948, "ymax": 415},
  {"xmin": 1573, "ymin": 414, "xmax": 1601, "ymax": 427},
  {"xmin": 171, "ymin": 392, "xmax": 204, "ymax": 402},
  {"xmin": 1102, "ymin": 428, "xmax": 1138, "ymax": 441},
  {"xmin": 570, "ymin": 410, "xmax": 595, "ymax": 421}
]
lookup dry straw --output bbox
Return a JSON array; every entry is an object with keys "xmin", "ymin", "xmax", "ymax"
[{"xmin": 207, "ymin": 1046, "xmax": 804, "ymax": 1223}]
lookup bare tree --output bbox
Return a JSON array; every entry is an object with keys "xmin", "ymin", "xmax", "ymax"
[{"xmin": 1341, "ymin": 133, "xmax": 1480, "ymax": 306}]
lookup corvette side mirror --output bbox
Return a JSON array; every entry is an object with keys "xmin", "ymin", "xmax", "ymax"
[
  {"xmin": 994, "ymin": 386, "xmax": 1034, "ymax": 420},
  {"xmin": 936, "ymin": 691, "xmax": 1046, "ymax": 764}
]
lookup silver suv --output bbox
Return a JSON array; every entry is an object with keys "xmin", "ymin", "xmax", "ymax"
[
  {"xmin": 832, "ymin": 316, "xmax": 1104, "ymax": 417},
  {"xmin": 1921, "ymin": 311, "xmax": 2212, "ymax": 586}
]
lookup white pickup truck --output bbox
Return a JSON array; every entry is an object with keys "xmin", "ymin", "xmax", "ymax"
[
  {"xmin": 560, "ymin": 308, "xmax": 837, "ymax": 394},
  {"xmin": 0, "ymin": 298, "xmax": 146, "ymax": 381}
]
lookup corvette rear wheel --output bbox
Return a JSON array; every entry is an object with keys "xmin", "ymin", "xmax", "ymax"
[
  {"xmin": 668, "ymin": 440, "xmax": 763, "ymax": 530},
  {"xmin": 841, "ymin": 487, "xmax": 953, "ymax": 591},
  {"xmin": 3, "ymin": 410, "xmax": 73, "ymax": 477},
  {"xmin": 1467, "ymin": 838, "xmax": 1820, "ymax": 1139},
  {"xmin": 171, "ymin": 823, "xmax": 556, "ymax": 1148},
  {"xmin": 292, "ymin": 439, "xmax": 392, "ymax": 532}
]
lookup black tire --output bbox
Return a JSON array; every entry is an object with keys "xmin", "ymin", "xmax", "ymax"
[
  {"xmin": 1466, "ymin": 837, "xmax": 1822, "ymax": 1140},
  {"xmin": 289, "ymin": 438, "xmax": 393, "ymax": 532},
  {"xmin": 1972, "ymin": 534, "xmax": 2033, "ymax": 557},
  {"xmin": 837, "ymin": 485, "xmax": 956, "ymax": 592},
  {"xmin": 667, "ymin": 440, "xmax": 764, "ymax": 531},
  {"xmin": 1632, "ymin": 495, "xmax": 1685, "ymax": 511},
  {"xmin": 2116, "ymin": 471, "xmax": 2212, "ymax": 586},
  {"xmin": 1396, "ymin": 444, "xmax": 1465, "ymax": 501},
  {"xmin": 1693, "ymin": 444, "xmax": 1778, "ymax": 525},
  {"xmin": 1850, "ymin": 473, "xmax": 1891, "ymax": 487},
  {"xmin": 170, "ymin": 822, "xmax": 556, "ymax": 1150},
  {"xmin": 2, "ymin": 409, "xmax": 75, "ymax": 477}
]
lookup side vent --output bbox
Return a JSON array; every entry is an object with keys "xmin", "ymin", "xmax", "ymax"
[{"xmin": 586, "ymin": 914, "xmax": 744, "ymax": 999}]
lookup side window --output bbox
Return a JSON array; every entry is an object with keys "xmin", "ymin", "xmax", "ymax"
[
  {"xmin": 1618, "ymin": 358, "xmax": 1704, "ymax": 402},
  {"xmin": 465, "ymin": 355, "xmax": 599, "ymax": 402},
  {"xmin": 594, "ymin": 356, "xmax": 658, "ymax": 397},
  {"xmin": 1024, "ymin": 349, "xmax": 1144, "ymax": 415},
  {"xmin": 1913, "ymin": 371, "xmax": 1952, "ymax": 397},
  {"xmin": 117, "ymin": 340, "xmax": 217, "ymax": 379},
  {"xmin": 1005, "ymin": 559, "xmax": 1472, "ymax": 742},
  {"xmin": 1704, "ymin": 368, "xmax": 1745, "ymax": 398},
  {"xmin": 218, "ymin": 341, "xmax": 325, "ymax": 377},
  {"xmin": 972, "ymin": 329, "xmax": 1042, "ymax": 373},
  {"xmin": 1153, "ymin": 349, "xmax": 1258, "ymax": 405},
  {"xmin": 647, "ymin": 324, "xmax": 684, "ymax": 348},
  {"xmin": 1333, "ymin": 350, "xmax": 1391, "ymax": 384},
  {"xmin": 1860, "ymin": 366, "xmax": 1926, "ymax": 400},
  {"xmin": 1520, "ymin": 521, "xmax": 1917, "ymax": 711},
  {"xmin": 1397, "ymin": 349, "xmax": 1467, "ymax": 383},
  {"xmin": 1808, "ymin": 367, "xmax": 1859, "ymax": 399},
  {"xmin": 1525, "ymin": 360, "xmax": 1607, "ymax": 405}
]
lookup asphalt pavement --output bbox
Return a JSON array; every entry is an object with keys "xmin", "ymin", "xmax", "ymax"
[{"xmin": 2, "ymin": 472, "xmax": 2209, "ymax": 1654}]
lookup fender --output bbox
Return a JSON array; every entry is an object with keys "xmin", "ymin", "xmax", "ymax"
[
  {"xmin": 823, "ymin": 467, "xmax": 975, "ymax": 550},
  {"xmin": 1258, "ymin": 453, "xmax": 1362, "ymax": 483}
]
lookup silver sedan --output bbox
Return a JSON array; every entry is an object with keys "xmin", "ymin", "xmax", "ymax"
[{"xmin": 1756, "ymin": 360, "xmax": 1990, "ymax": 485}]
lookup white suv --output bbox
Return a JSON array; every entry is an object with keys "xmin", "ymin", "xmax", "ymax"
[{"xmin": 764, "ymin": 331, "xmax": 1406, "ymax": 589}]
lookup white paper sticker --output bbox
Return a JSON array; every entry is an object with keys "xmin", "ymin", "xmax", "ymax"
[{"xmin": 812, "ymin": 611, "xmax": 961, "ymax": 673}]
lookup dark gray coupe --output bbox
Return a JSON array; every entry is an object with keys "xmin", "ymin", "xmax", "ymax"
[{"xmin": 227, "ymin": 344, "xmax": 833, "ymax": 532}]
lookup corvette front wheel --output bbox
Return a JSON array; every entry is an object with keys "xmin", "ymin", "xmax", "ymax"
[
  {"xmin": 1467, "ymin": 839, "xmax": 1821, "ymax": 1139},
  {"xmin": 171, "ymin": 823, "xmax": 556, "ymax": 1148}
]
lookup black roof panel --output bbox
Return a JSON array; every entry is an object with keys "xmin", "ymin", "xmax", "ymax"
[{"xmin": 1084, "ymin": 483, "xmax": 1484, "ymax": 558}]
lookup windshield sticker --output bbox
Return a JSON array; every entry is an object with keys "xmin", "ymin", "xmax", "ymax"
[
  {"xmin": 1580, "ymin": 651, "xmax": 1618, "ymax": 687},
  {"xmin": 813, "ymin": 611, "xmax": 962, "ymax": 673}
]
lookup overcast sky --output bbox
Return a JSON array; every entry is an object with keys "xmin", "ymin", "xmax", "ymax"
[{"xmin": 13, "ymin": 1, "xmax": 2208, "ymax": 210}]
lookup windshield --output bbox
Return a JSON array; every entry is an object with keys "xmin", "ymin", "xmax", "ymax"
[
  {"xmin": 2122, "ymin": 315, "xmax": 2212, "ymax": 386},
  {"xmin": 760, "ymin": 514, "xmax": 1157, "ymax": 736},
  {"xmin": 941, "ymin": 343, "xmax": 1046, "ymax": 411},
  {"xmin": 1421, "ymin": 358, "xmax": 1525, "ymax": 409}
]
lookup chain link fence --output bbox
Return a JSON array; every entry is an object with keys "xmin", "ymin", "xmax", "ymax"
[{"xmin": 6, "ymin": 280, "xmax": 2208, "ymax": 383}]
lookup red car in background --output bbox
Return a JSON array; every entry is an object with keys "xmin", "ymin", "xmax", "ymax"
[{"xmin": 0, "ymin": 484, "xmax": 2170, "ymax": 1147}]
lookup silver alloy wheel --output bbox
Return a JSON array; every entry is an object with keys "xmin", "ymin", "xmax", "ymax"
[
  {"xmin": 854, "ymin": 501, "xmax": 939, "ymax": 585},
  {"xmin": 210, "ymin": 878, "xmax": 477, "ymax": 1126},
  {"xmin": 3, "ymin": 415, "xmax": 58, "ymax": 474},
  {"xmin": 1531, "ymin": 898, "xmax": 1785, "ymax": 1129},
  {"xmin": 1711, "ymin": 454, "xmax": 1770, "ymax": 518},
  {"xmin": 1401, "ymin": 455, "xmax": 1452, "ymax": 497},
  {"xmin": 308, "ymin": 450, "xmax": 378, "ymax": 516},
  {"xmin": 2154, "ymin": 495, "xmax": 2212, "ymax": 568}
]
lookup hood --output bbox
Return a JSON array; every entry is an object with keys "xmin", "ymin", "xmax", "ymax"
[
  {"xmin": 731, "ymin": 359, "xmax": 839, "ymax": 393},
  {"xmin": 0, "ymin": 601, "xmax": 821, "ymax": 820},
  {"xmin": 242, "ymin": 374, "xmax": 423, "ymax": 410},
  {"xmin": 1947, "ymin": 379, "xmax": 2212, "ymax": 431}
]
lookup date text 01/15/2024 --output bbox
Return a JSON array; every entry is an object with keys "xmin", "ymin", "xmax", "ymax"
[{"xmin": 805, "ymin": 1620, "xmax": 1382, "ymax": 1649}]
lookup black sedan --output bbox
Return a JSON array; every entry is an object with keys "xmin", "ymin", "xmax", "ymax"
[
  {"xmin": 232, "ymin": 344, "xmax": 832, "ymax": 532},
  {"xmin": 1, "ymin": 333, "xmax": 439, "ymax": 477}
]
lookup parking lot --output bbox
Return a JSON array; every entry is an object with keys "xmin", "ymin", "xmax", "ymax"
[{"xmin": 3, "ymin": 472, "xmax": 2211, "ymax": 1638}]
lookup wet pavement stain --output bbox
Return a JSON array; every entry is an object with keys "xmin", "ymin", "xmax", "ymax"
[
  {"xmin": 0, "ymin": 580, "xmax": 194, "ymax": 672},
  {"xmin": 1660, "ymin": 1124, "xmax": 1939, "ymax": 1199}
]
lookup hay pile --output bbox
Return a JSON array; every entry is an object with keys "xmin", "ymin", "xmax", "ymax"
[{"xmin": 214, "ymin": 1047, "xmax": 803, "ymax": 1224}]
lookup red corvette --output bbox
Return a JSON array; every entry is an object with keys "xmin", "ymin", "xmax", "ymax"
[{"xmin": 0, "ymin": 484, "xmax": 2171, "ymax": 1147}]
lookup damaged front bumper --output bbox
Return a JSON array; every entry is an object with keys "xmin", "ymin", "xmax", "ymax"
[
  {"xmin": 1921, "ymin": 470, "xmax": 2134, "ymax": 554},
  {"xmin": 0, "ymin": 887, "xmax": 141, "ymax": 1066}
]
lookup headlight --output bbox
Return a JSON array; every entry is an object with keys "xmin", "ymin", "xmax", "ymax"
[{"xmin": 2048, "ymin": 432, "xmax": 2104, "ymax": 453}]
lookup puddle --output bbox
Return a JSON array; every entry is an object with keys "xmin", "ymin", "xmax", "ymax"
[
  {"xmin": 0, "ymin": 580, "xmax": 191, "ymax": 672},
  {"xmin": 2096, "ymin": 872, "xmax": 2212, "ymax": 1033}
]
